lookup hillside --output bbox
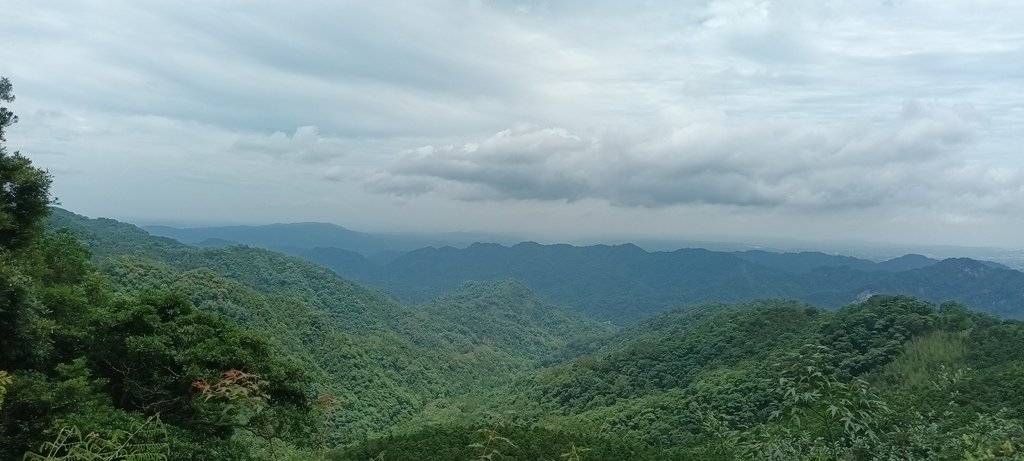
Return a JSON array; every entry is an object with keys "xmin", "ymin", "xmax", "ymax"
[
  {"xmin": 44, "ymin": 208, "xmax": 612, "ymax": 445},
  {"xmin": 347, "ymin": 296, "xmax": 1024, "ymax": 460},
  {"xmin": 421, "ymin": 280, "xmax": 613, "ymax": 361}
]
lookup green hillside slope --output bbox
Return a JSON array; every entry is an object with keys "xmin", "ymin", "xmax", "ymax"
[
  {"xmin": 367, "ymin": 296, "xmax": 1024, "ymax": 460},
  {"xmin": 44, "ymin": 209, "xmax": 613, "ymax": 445}
]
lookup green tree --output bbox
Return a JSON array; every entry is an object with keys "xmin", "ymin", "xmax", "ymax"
[
  {"xmin": 0, "ymin": 77, "xmax": 18, "ymax": 141},
  {"xmin": 86, "ymin": 292, "xmax": 313, "ymax": 437},
  {"xmin": 0, "ymin": 76, "xmax": 324, "ymax": 460},
  {"xmin": 0, "ymin": 77, "xmax": 53, "ymax": 252}
]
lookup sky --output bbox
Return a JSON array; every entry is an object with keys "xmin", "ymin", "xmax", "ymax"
[{"xmin": 3, "ymin": 0, "xmax": 1023, "ymax": 248}]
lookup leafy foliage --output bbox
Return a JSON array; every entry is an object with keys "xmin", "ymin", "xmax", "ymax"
[
  {"xmin": 24, "ymin": 416, "xmax": 169, "ymax": 461},
  {"xmin": 328, "ymin": 424, "xmax": 655, "ymax": 461},
  {"xmin": 0, "ymin": 79, "xmax": 317, "ymax": 460},
  {"xmin": 0, "ymin": 370, "xmax": 11, "ymax": 409}
]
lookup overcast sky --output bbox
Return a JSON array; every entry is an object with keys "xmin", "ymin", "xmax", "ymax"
[{"xmin": 3, "ymin": 0, "xmax": 1023, "ymax": 247}]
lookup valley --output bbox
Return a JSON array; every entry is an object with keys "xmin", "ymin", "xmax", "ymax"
[{"xmin": 3, "ymin": 207, "xmax": 1018, "ymax": 460}]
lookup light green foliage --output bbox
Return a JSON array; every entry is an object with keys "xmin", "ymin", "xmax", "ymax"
[
  {"xmin": 0, "ymin": 370, "xmax": 11, "ymax": 409},
  {"xmin": 774, "ymin": 345, "xmax": 890, "ymax": 442},
  {"xmin": 873, "ymin": 330, "xmax": 969, "ymax": 390},
  {"xmin": 558, "ymin": 444, "xmax": 590, "ymax": 461},
  {"xmin": 959, "ymin": 413, "xmax": 1024, "ymax": 461},
  {"xmin": 24, "ymin": 416, "xmax": 168, "ymax": 461},
  {"xmin": 468, "ymin": 419, "xmax": 516, "ymax": 461},
  {"xmin": 193, "ymin": 369, "xmax": 294, "ymax": 461},
  {"xmin": 331, "ymin": 294, "xmax": 1024, "ymax": 460},
  {"xmin": 737, "ymin": 344, "xmax": 890, "ymax": 460},
  {"xmin": 422, "ymin": 280, "xmax": 613, "ymax": 365}
]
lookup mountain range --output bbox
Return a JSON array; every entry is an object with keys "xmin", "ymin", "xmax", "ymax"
[{"xmin": 143, "ymin": 219, "xmax": 1024, "ymax": 323}]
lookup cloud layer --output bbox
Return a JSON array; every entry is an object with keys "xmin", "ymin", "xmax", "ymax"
[
  {"xmin": 2, "ymin": 0, "xmax": 1023, "ymax": 246},
  {"xmin": 372, "ymin": 103, "xmax": 1016, "ymax": 212}
]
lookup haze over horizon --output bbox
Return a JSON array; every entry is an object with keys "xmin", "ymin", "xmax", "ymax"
[{"xmin": 4, "ymin": 1, "xmax": 1023, "ymax": 248}]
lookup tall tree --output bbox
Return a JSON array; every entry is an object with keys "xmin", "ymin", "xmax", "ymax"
[
  {"xmin": 0, "ymin": 77, "xmax": 18, "ymax": 142},
  {"xmin": 0, "ymin": 77, "xmax": 52, "ymax": 252}
]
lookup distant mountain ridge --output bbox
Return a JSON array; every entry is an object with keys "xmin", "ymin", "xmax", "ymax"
[
  {"xmin": 341, "ymin": 242, "xmax": 1024, "ymax": 323},
  {"xmin": 731, "ymin": 250, "xmax": 940, "ymax": 273},
  {"xmin": 143, "ymin": 222, "xmax": 515, "ymax": 258},
  {"xmin": 144, "ymin": 221, "xmax": 1008, "ymax": 272},
  {"xmin": 142, "ymin": 218, "xmax": 1024, "ymax": 323}
]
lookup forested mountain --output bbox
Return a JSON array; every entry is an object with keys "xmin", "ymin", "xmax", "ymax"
[
  {"xmin": 146, "ymin": 222, "xmax": 1024, "ymax": 324},
  {"xmin": 421, "ymin": 280, "xmax": 612, "ymax": 362},
  {"xmin": 145, "ymin": 222, "xmax": 394, "ymax": 256},
  {"xmin": 303, "ymin": 242, "xmax": 1024, "ymax": 323},
  {"xmin": 45, "ymin": 208, "xmax": 612, "ymax": 446},
  {"xmin": 731, "ymin": 250, "xmax": 939, "ymax": 273},
  {"xmin": 144, "ymin": 222, "xmax": 512, "ymax": 261},
  {"xmin": 339, "ymin": 296, "xmax": 1024, "ymax": 460}
]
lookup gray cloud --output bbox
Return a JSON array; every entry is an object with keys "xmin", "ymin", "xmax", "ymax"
[
  {"xmin": 232, "ymin": 126, "xmax": 350, "ymax": 163},
  {"xmin": 371, "ymin": 103, "xmax": 1019, "ymax": 211},
  {"xmin": 3, "ymin": 0, "xmax": 1024, "ymax": 247}
]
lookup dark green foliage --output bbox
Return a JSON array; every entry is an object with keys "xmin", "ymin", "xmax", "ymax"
[
  {"xmin": 422, "ymin": 280, "xmax": 613, "ymax": 362},
  {"xmin": 0, "ymin": 82, "xmax": 317, "ymax": 460},
  {"xmin": 822, "ymin": 295, "xmax": 937, "ymax": 376},
  {"xmin": 389, "ymin": 295, "xmax": 1024, "ymax": 459},
  {"xmin": 534, "ymin": 301, "xmax": 820, "ymax": 413},
  {"xmin": 0, "ymin": 150, "xmax": 53, "ymax": 252},
  {"xmin": 0, "ymin": 79, "xmax": 52, "ymax": 252},
  {"xmin": 328, "ymin": 424, "xmax": 657, "ymax": 461},
  {"xmin": 0, "ymin": 240, "xmax": 317, "ymax": 459},
  {"xmin": 88, "ymin": 292, "xmax": 311, "ymax": 428},
  {"xmin": 0, "ymin": 77, "xmax": 18, "ymax": 141}
]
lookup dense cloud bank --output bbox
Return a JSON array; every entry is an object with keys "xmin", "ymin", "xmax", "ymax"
[{"xmin": 373, "ymin": 103, "xmax": 1019, "ymax": 211}]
